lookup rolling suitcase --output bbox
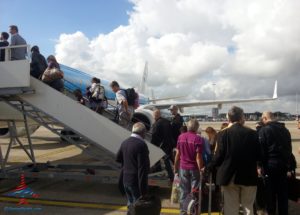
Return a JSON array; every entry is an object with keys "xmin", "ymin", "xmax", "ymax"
[
  {"xmin": 128, "ymin": 195, "xmax": 161, "ymax": 215},
  {"xmin": 202, "ymin": 172, "xmax": 223, "ymax": 215}
]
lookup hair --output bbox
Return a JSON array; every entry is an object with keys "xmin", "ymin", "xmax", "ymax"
[
  {"xmin": 91, "ymin": 77, "xmax": 98, "ymax": 83},
  {"xmin": 132, "ymin": 122, "xmax": 146, "ymax": 136},
  {"xmin": 31, "ymin": 45, "xmax": 40, "ymax": 53},
  {"xmin": 1, "ymin": 32, "xmax": 9, "ymax": 40},
  {"xmin": 220, "ymin": 122, "xmax": 229, "ymax": 130},
  {"xmin": 47, "ymin": 55, "xmax": 57, "ymax": 62},
  {"xmin": 262, "ymin": 111, "xmax": 274, "ymax": 121},
  {"xmin": 187, "ymin": 118, "xmax": 199, "ymax": 132},
  {"xmin": 180, "ymin": 125, "xmax": 187, "ymax": 134},
  {"xmin": 73, "ymin": 89, "xmax": 82, "ymax": 97},
  {"xmin": 227, "ymin": 106, "xmax": 244, "ymax": 123},
  {"xmin": 110, "ymin": 80, "xmax": 119, "ymax": 88},
  {"xmin": 9, "ymin": 25, "xmax": 18, "ymax": 33},
  {"xmin": 205, "ymin": 126, "xmax": 216, "ymax": 135}
]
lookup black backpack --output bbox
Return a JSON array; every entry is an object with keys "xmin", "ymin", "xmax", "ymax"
[
  {"xmin": 128, "ymin": 195, "xmax": 161, "ymax": 215},
  {"xmin": 124, "ymin": 88, "xmax": 137, "ymax": 106}
]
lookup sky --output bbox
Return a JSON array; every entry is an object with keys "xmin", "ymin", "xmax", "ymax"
[{"xmin": 1, "ymin": 0, "xmax": 300, "ymax": 115}]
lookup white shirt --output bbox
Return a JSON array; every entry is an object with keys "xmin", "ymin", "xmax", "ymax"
[{"xmin": 131, "ymin": 133, "xmax": 144, "ymax": 142}]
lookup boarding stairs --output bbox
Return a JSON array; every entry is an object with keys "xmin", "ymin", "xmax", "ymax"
[{"xmin": 0, "ymin": 48, "xmax": 167, "ymax": 187}]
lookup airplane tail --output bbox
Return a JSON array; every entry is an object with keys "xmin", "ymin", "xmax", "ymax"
[
  {"xmin": 273, "ymin": 80, "xmax": 278, "ymax": 99},
  {"xmin": 139, "ymin": 61, "xmax": 148, "ymax": 95}
]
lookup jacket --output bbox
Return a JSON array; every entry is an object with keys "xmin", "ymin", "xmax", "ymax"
[
  {"xmin": 208, "ymin": 123, "xmax": 261, "ymax": 186},
  {"xmin": 116, "ymin": 136, "xmax": 150, "ymax": 195},
  {"xmin": 258, "ymin": 121, "xmax": 292, "ymax": 171},
  {"xmin": 151, "ymin": 117, "xmax": 175, "ymax": 156}
]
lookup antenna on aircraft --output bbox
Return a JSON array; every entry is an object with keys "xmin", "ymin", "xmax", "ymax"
[{"xmin": 139, "ymin": 61, "xmax": 148, "ymax": 94}]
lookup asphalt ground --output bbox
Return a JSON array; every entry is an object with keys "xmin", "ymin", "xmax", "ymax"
[{"xmin": 0, "ymin": 121, "xmax": 300, "ymax": 214}]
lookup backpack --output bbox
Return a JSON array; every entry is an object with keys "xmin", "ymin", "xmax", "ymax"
[
  {"xmin": 92, "ymin": 85, "xmax": 105, "ymax": 101},
  {"xmin": 128, "ymin": 195, "xmax": 161, "ymax": 215},
  {"xmin": 124, "ymin": 88, "xmax": 138, "ymax": 107}
]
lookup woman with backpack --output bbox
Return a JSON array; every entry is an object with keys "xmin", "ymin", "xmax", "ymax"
[{"xmin": 87, "ymin": 77, "xmax": 105, "ymax": 114}]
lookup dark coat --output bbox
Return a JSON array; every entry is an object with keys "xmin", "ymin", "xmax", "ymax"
[
  {"xmin": 0, "ymin": 41, "xmax": 9, "ymax": 61},
  {"xmin": 208, "ymin": 123, "xmax": 261, "ymax": 186},
  {"xmin": 151, "ymin": 117, "xmax": 175, "ymax": 156},
  {"xmin": 170, "ymin": 113, "xmax": 184, "ymax": 142},
  {"xmin": 30, "ymin": 51, "xmax": 47, "ymax": 79},
  {"xmin": 258, "ymin": 121, "xmax": 292, "ymax": 172},
  {"xmin": 116, "ymin": 136, "xmax": 150, "ymax": 196}
]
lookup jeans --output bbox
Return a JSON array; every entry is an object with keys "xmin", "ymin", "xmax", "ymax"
[
  {"xmin": 179, "ymin": 169, "xmax": 200, "ymax": 215},
  {"xmin": 124, "ymin": 184, "xmax": 141, "ymax": 206}
]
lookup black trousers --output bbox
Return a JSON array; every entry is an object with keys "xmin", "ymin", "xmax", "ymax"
[{"xmin": 265, "ymin": 165, "xmax": 288, "ymax": 215}]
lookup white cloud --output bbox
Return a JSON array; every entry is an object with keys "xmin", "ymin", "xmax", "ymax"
[{"xmin": 55, "ymin": 0, "xmax": 300, "ymax": 114}]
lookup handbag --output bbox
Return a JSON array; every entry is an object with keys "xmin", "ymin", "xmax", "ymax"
[{"xmin": 42, "ymin": 67, "xmax": 64, "ymax": 82}]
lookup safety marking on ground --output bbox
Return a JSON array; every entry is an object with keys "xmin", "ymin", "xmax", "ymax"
[
  {"xmin": 7, "ymin": 145, "xmax": 79, "ymax": 163},
  {"xmin": 0, "ymin": 196, "xmax": 220, "ymax": 214}
]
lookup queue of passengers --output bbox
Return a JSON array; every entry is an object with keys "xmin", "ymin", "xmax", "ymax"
[{"xmin": 117, "ymin": 106, "xmax": 297, "ymax": 215}]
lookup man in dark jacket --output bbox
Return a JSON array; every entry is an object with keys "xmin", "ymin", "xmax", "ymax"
[
  {"xmin": 168, "ymin": 105, "xmax": 184, "ymax": 144},
  {"xmin": 207, "ymin": 106, "xmax": 261, "ymax": 215},
  {"xmin": 116, "ymin": 122, "xmax": 150, "ymax": 207},
  {"xmin": 30, "ymin": 46, "xmax": 47, "ymax": 79},
  {"xmin": 151, "ymin": 109, "xmax": 175, "ymax": 180},
  {"xmin": 259, "ymin": 111, "xmax": 292, "ymax": 215}
]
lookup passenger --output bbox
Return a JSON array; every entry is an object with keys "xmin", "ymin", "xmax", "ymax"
[
  {"xmin": 258, "ymin": 111, "xmax": 292, "ymax": 215},
  {"xmin": 207, "ymin": 106, "xmax": 261, "ymax": 215},
  {"xmin": 0, "ymin": 32, "xmax": 9, "ymax": 61},
  {"xmin": 180, "ymin": 125, "xmax": 187, "ymax": 134},
  {"xmin": 46, "ymin": 55, "xmax": 64, "ymax": 92},
  {"xmin": 220, "ymin": 122, "xmax": 229, "ymax": 130},
  {"xmin": 116, "ymin": 122, "xmax": 150, "ymax": 209},
  {"xmin": 73, "ymin": 89, "xmax": 86, "ymax": 106},
  {"xmin": 151, "ymin": 109, "xmax": 175, "ymax": 181},
  {"xmin": 9, "ymin": 25, "xmax": 27, "ymax": 60},
  {"xmin": 197, "ymin": 128, "xmax": 211, "ymax": 166},
  {"xmin": 110, "ymin": 81, "xmax": 134, "ymax": 128},
  {"xmin": 30, "ymin": 46, "xmax": 47, "ymax": 79},
  {"xmin": 174, "ymin": 118, "xmax": 203, "ymax": 215},
  {"xmin": 87, "ymin": 77, "xmax": 105, "ymax": 114},
  {"xmin": 205, "ymin": 126, "xmax": 217, "ymax": 152},
  {"xmin": 168, "ymin": 105, "xmax": 184, "ymax": 143}
]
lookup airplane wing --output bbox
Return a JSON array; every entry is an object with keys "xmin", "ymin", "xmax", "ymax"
[
  {"xmin": 141, "ymin": 81, "xmax": 278, "ymax": 110},
  {"xmin": 148, "ymin": 95, "xmax": 187, "ymax": 103}
]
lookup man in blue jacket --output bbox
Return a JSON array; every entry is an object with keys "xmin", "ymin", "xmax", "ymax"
[{"xmin": 116, "ymin": 122, "xmax": 150, "ymax": 208}]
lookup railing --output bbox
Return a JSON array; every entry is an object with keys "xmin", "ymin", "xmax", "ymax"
[{"xmin": 0, "ymin": 44, "xmax": 30, "ymax": 62}]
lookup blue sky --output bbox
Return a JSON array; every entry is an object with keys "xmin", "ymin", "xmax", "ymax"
[{"xmin": 0, "ymin": 0, "xmax": 133, "ymax": 56}]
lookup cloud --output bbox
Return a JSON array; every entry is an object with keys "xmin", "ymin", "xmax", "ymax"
[{"xmin": 55, "ymin": 0, "xmax": 300, "ymax": 114}]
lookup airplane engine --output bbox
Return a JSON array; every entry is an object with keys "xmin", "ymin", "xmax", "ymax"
[
  {"xmin": 0, "ymin": 125, "xmax": 39, "ymax": 139},
  {"xmin": 132, "ymin": 108, "xmax": 155, "ymax": 131}
]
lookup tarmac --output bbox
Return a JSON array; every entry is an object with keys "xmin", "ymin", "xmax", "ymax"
[{"xmin": 0, "ymin": 121, "xmax": 300, "ymax": 214}]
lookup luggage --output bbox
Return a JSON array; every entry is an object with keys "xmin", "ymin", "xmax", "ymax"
[
  {"xmin": 182, "ymin": 188, "xmax": 201, "ymax": 215},
  {"xmin": 128, "ymin": 195, "xmax": 161, "ymax": 215},
  {"xmin": 123, "ymin": 88, "xmax": 138, "ymax": 107},
  {"xmin": 171, "ymin": 173, "xmax": 180, "ymax": 204},
  {"xmin": 201, "ymin": 172, "xmax": 223, "ymax": 214},
  {"xmin": 42, "ymin": 67, "xmax": 64, "ymax": 82}
]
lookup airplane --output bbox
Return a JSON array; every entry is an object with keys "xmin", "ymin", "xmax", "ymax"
[{"xmin": 0, "ymin": 63, "xmax": 278, "ymax": 137}]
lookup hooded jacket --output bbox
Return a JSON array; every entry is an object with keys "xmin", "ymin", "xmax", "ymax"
[{"xmin": 258, "ymin": 121, "xmax": 292, "ymax": 171}]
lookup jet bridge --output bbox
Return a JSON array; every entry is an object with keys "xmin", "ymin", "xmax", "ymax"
[{"xmin": 0, "ymin": 45, "xmax": 168, "ymax": 187}]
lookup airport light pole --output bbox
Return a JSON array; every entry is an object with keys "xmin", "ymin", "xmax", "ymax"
[{"xmin": 212, "ymin": 83, "xmax": 216, "ymax": 101}]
